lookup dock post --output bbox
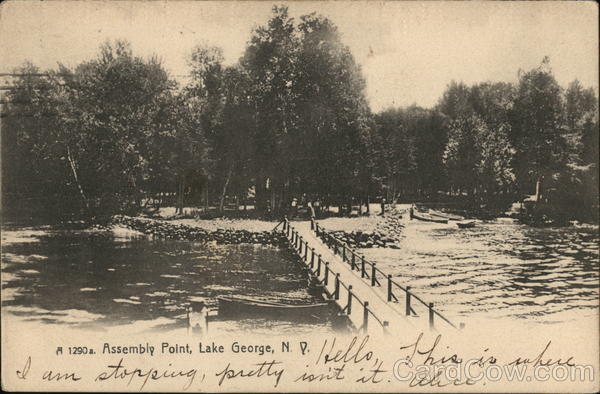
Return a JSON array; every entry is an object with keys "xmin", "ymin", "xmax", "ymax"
[
  {"xmin": 429, "ymin": 303, "xmax": 434, "ymax": 329},
  {"xmin": 361, "ymin": 256, "xmax": 366, "ymax": 278},
  {"xmin": 186, "ymin": 306, "xmax": 190, "ymax": 335},
  {"xmin": 351, "ymin": 253, "xmax": 356, "ymax": 270},
  {"xmin": 311, "ymin": 218, "xmax": 314, "ymax": 231},
  {"xmin": 315, "ymin": 223, "xmax": 320, "ymax": 236},
  {"xmin": 324, "ymin": 262, "xmax": 329, "ymax": 286},
  {"xmin": 363, "ymin": 302, "xmax": 369, "ymax": 333},
  {"xmin": 371, "ymin": 263, "xmax": 377, "ymax": 286},
  {"xmin": 406, "ymin": 286, "xmax": 411, "ymax": 316},
  {"xmin": 346, "ymin": 285, "xmax": 353, "ymax": 315},
  {"xmin": 334, "ymin": 274, "xmax": 340, "ymax": 300},
  {"xmin": 387, "ymin": 274, "xmax": 393, "ymax": 301},
  {"xmin": 189, "ymin": 301, "xmax": 208, "ymax": 336},
  {"xmin": 304, "ymin": 242, "xmax": 309, "ymax": 259},
  {"xmin": 342, "ymin": 244, "xmax": 346, "ymax": 262},
  {"xmin": 310, "ymin": 248, "xmax": 315, "ymax": 268},
  {"xmin": 316, "ymin": 254, "xmax": 322, "ymax": 277}
]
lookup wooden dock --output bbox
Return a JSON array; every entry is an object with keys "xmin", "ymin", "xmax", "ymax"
[{"xmin": 281, "ymin": 219, "xmax": 460, "ymax": 335}]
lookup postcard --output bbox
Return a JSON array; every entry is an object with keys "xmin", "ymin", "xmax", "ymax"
[{"xmin": 1, "ymin": 1, "xmax": 598, "ymax": 392}]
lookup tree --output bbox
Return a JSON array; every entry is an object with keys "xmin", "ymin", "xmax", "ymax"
[
  {"xmin": 557, "ymin": 80, "xmax": 599, "ymax": 220},
  {"xmin": 441, "ymin": 91, "xmax": 515, "ymax": 201},
  {"xmin": 372, "ymin": 108, "xmax": 418, "ymax": 200},
  {"xmin": 438, "ymin": 81, "xmax": 473, "ymax": 120},
  {"xmin": 469, "ymin": 82, "xmax": 515, "ymax": 129},
  {"xmin": 510, "ymin": 58, "xmax": 566, "ymax": 202},
  {"xmin": 3, "ymin": 40, "xmax": 189, "ymax": 220},
  {"xmin": 237, "ymin": 6, "xmax": 374, "ymax": 215},
  {"xmin": 294, "ymin": 12, "xmax": 373, "ymax": 210},
  {"xmin": 443, "ymin": 115, "xmax": 482, "ymax": 196},
  {"xmin": 564, "ymin": 80, "xmax": 598, "ymax": 163},
  {"xmin": 474, "ymin": 122, "xmax": 515, "ymax": 197},
  {"xmin": 1, "ymin": 63, "xmax": 77, "ymax": 219},
  {"xmin": 241, "ymin": 5, "xmax": 299, "ymax": 214},
  {"xmin": 213, "ymin": 65, "xmax": 255, "ymax": 213}
]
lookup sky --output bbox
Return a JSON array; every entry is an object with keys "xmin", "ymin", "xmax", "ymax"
[{"xmin": 0, "ymin": 1, "xmax": 598, "ymax": 112}]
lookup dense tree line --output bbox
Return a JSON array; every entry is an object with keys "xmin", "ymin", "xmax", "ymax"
[
  {"xmin": 2, "ymin": 7, "xmax": 598, "ymax": 224},
  {"xmin": 2, "ymin": 41, "xmax": 205, "ymax": 220},
  {"xmin": 373, "ymin": 59, "xmax": 599, "ymax": 222}
]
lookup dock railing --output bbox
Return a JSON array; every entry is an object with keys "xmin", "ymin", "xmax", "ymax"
[
  {"xmin": 310, "ymin": 218, "xmax": 460, "ymax": 330},
  {"xmin": 282, "ymin": 219, "xmax": 390, "ymax": 334}
]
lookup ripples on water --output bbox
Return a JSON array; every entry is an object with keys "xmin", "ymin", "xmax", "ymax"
[
  {"xmin": 362, "ymin": 219, "xmax": 599, "ymax": 322},
  {"xmin": 2, "ymin": 219, "xmax": 598, "ymax": 331},
  {"xmin": 1, "ymin": 225, "xmax": 335, "ymax": 334}
]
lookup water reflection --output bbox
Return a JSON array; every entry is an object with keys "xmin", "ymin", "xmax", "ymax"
[{"xmin": 1, "ymin": 225, "xmax": 335, "ymax": 333}]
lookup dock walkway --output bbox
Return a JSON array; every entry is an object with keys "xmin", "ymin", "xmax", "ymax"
[{"xmin": 282, "ymin": 219, "xmax": 458, "ymax": 335}]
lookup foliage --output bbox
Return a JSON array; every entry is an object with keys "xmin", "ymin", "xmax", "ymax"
[{"xmin": 2, "ymin": 11, "xmax": 598, "ymax": 224}]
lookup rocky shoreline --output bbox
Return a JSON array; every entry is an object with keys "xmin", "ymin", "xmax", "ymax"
[
  {"xmin": 316, "ymin": 211, "xmax": 404, "ymax": 249},
  {"xmin": 110, "ymin": 212, "xmax": 406, "ymax": 249},
  {"xmin": 111, "ymin": 215, "xmax": 286, "ymax": 246},
  {"xmin": 319, "ymin": 230, "xmax": 395, "ymax": 248}
]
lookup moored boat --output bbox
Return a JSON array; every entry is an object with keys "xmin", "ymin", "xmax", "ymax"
[
  {"xmin": 428, "ymin": 209, "xmax": 464, "ymax": 221},
  {"xmin": 412, "ymin": 212, "xmax": 449, "ymax": 224},
  {"xmin": 456, "ymin": 221, "xmax": 476, "ymax": 228},
  {"xmin": 217, "ymin": 296, "xmax": 332, "ymax": 320}
]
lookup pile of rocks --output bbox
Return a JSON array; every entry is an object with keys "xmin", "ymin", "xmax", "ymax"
[
  {"xmin": 325, "ymin": 230, "xmax": 393, "ymax": 248},
  {"xmin": 374, "ymin": 213, "xmax": 404, "ymax": 244},
  {"xmin": 317, "ymin": 210, "xmax": 404, "ymax": 249},
  {"xmin": 319, "ymin": 230, "xmax": 401, "ymax": 249},
  {"xmin": 111, "ymin": 215, "xmax": 285, "ymax": 246}
]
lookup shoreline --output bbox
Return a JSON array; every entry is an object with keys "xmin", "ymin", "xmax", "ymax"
[
  {"xmin": 110, "ymin": 215, "xmax": 286, "ymax": 246},
  {"xmin": 111, "ymin": 210, "xmax": 405, "ymax": 248}
]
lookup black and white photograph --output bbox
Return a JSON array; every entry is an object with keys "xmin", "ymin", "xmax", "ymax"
[{"xmin": 1, "ymin": 1, "xmax": 598, "ymax": 392}]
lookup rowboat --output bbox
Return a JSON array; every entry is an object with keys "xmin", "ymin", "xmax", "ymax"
[
  {"xmin": 456, "ymin": 221, "xmax": 476, "ymax": 229},
  {"xmin": 217, "ymin": 296, "xmax": 332, "ymax": 320},
  {"xmin": 412, "ymin": 212, "xmax": 448, "ymax": 224},
  {"xmin": 428, "ymin": 209, "xmax": 464, "ymax": 221}
]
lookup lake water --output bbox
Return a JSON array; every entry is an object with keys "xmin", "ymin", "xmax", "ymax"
[
  {"xmin": 2, "ymin": 219, "xmax": 598, "ymax": 333},
  {"xmin": 362, "ymin": 218, "xmax": 599, "ymax": 323},
  {"xmin": 1, "ymin": 224, "xmax": 337, "ymax": 334}
]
